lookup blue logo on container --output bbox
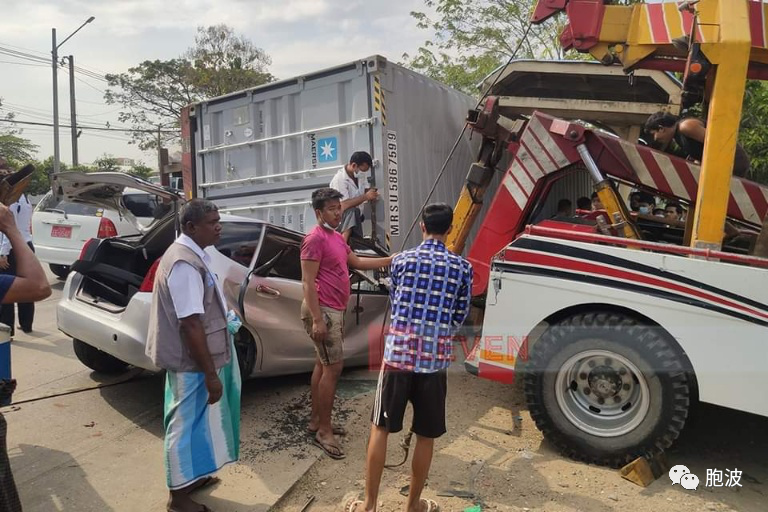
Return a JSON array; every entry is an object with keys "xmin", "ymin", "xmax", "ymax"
[{"xmin": 317, "ymin": 137, "xmax": 338, "ymax": 163}]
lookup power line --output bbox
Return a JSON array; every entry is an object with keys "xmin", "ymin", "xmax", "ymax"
[
  {"xmin": 71, "ymin": 73, "xmax": 107, "ymax": 95},
  {"xmin": 0, "ymin": 45, "xmax": 110, "ymax": 83},
  {"xmin": 0, "ymin": 118, "xmax": 178, "ymax": 134},
  {"xmin": 0, "ymin": 60, "xmax": 48, "ymax": 68}
]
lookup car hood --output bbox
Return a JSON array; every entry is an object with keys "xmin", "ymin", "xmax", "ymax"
[{"xmin": 51, "ymin": 172, "xmax": 183, "ymax": 231}]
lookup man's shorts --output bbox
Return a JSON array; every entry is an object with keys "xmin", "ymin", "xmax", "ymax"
[
  {"xmin": 300, "ymin": 301, "xmax": 345, "ymax": 365},
  {"xmin": 371, "ymin": 364, "xmax": 448, "ymax": 439}
]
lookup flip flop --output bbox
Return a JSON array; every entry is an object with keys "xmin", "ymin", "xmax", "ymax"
[
  {"xmin": 341, "ymin": 492, "xmax": 364, "ymax": 512},
  {"xmin": 312, "ymin": 436, "xmax": 346, "ymax": 460},
  {"xmin": 307, "ymin": 425, "xmax": 347, "ymax": 436},
  {"xmin": 420, "ymin": 498, "xmax": 440, "ymax": 512}
]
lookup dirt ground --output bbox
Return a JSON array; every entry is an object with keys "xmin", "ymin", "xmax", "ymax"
[{"xmin": 268, "ymin": 368, "xmax": 768, "ymax": 512}]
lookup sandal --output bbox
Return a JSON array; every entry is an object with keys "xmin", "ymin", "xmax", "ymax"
[
  {"xmin": 341, "ymin": 492, "xmax": 364, "ymax": 512},
  {"xmin": 420, "ymin": 498, "xmax": 440, "ymax": 512},
  {"xmin": 312, "ymin": 436, "xmax": 346, "ymax": 460},
  {"xmin": 307, "ymin": 425, "xmax": 347, "ymax": 436}
]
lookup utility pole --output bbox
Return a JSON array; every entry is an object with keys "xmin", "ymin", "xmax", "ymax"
[
  {"xmin": 157, "ymin": 124, "xmax": 162, "ymax": 176},
  {"xmin": 68, "ymin": 55, "xmax": 79, "ymax": 167},
  {"xmin": 50, "ymin": 17, "xmax": 94, "ymax": 175},
  {"xmin": 52, "ymin": 28, "xmax": 60, "ymax": 175}
]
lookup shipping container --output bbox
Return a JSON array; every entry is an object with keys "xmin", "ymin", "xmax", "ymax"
[{"xmin": 181, "ymin": 55, "xmax": 478, "ymax": 252}]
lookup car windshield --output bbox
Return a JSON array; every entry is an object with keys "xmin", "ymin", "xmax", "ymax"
[{"xmin": 36, "ymin": 192, "xmax": 102, "ymax": 216}]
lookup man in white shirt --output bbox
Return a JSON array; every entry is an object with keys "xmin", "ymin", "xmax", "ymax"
[
  {"xmin": 329, "ymin": 151, "xmax": 379, "ymax": 243},
  {"xmin": 0, "ymin": 193, "xmax": 35, "ymax": 335}
]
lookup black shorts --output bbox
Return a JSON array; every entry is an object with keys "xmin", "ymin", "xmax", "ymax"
[{"xmin": 371, "ymin": 364, "xmax": 448, "ymax": 439}]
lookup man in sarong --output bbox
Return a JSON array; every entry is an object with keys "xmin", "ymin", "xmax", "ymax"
[{"xmin": 146, "ymin": 199, "xmax": 241, "ymax": 512}]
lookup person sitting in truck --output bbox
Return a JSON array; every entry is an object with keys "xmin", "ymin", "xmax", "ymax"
[
  {"xmin": 329, "ymin": 151, "xmax": 379, "ymax": 243},
  {"xmin": 591, "ymin": 192, "xmax": 604, "ymax": 211},
  {"xmin": 644, "ymin": 112, "xmax": 751, "ymax": 178},
  {"xmin": 576, "ymin": 196, "xmax": 591, "ymax": 212},
  {"xmin": 665, "ymin": 202, "xmax": 685, "ymax": 223}
]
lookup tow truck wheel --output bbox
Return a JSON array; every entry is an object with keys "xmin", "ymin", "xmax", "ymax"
[{"xmin": 523, "ymin": 312, "xmax": 691, "ymax": 468}]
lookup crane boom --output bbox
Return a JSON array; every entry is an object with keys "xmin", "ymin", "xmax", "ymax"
[{"xmin": 531, "ymin": 0, "xmax": 768, "ymax": 250}]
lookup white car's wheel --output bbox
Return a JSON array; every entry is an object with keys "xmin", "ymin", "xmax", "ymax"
[
  {"xmin": 49, "ymin": 264, "xmax": 70, "ymax": 279},
  {"xmin": 72, "ymin": 339, "xmax": 130, "ymax": 374}
]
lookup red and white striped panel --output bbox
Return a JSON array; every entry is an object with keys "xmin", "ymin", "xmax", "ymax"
[
  {"xmin": 603, "ymin": 137, "xmax": 768, "ymax": 227},
  {"xmin": 502, "ymin": 115, "xmax": 572, "ymax": 210},
  {"xmin": 641, "ymin": 1, "xmax": 768, "ymax": 50},
  {"xmin": 644, "ymin": 2, "xmax": 704, "ymax": 45},
  {"xmin": 501, "ymin": 115, "xmax": 768, "ymax": 227}
]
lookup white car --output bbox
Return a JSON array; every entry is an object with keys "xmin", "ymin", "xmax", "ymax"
[
  {"xmin": 33, "ymin": 183, "xmax": 164, "ymax": 278},
  {"xmin": 55, "ymin": 172, "xmax": 390, "ymax": 378}
]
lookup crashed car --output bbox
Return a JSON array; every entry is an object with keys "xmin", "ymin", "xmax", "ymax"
[{"xmin": 54, "ymin": 172, "xmax": 389, "ymax": 378}]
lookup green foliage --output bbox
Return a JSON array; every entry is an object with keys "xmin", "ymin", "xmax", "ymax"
[
  {"xmin": 105, "ymin": 59, "xmax": 198, "ymax": 150},
  {"xmin": 128, "ymin": 164, "xmax": 154, "ymax": 180},
  {"xmin": 105, "ymin": 25, "xmax": 274, "ymax": 150},
  {"xmin": 402, "ymin": 0, "xmax": 643, "ymax": 95},
  {"xmin": 740, "ymin": 81, "xmax": 768, "ymax": 185},
  {"xmin": 185, "ymin": 24, "xmax": 275, "ymax": 99},
  {"xmin": 0, "ymin": 134, "xmax": 38, "ymax": 163},
  {"xmin": 23, "ymin": 158, "xmax": 94, "ymax": 196},
  {"xmin": 93, "ymin": 156, "xmax": 121, "ymax": 173}
]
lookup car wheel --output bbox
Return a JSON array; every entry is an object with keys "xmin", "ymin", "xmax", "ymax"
[
  {"xmin": 523, "ymin": 312, "xmax": 691, "ymax": 468},
  {"xmin": 234, "ymin": 328, "xmax": 257, "ymax": 378},
  {"xmin": 49, "ymin": 264, "xmax": 70, "ymax": 279},
  {"xmin": 72, "ymin": 339, "xmax": 130, "ymax": 374}
]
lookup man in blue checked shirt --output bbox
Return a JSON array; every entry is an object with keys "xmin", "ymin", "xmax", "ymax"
[{"xmin": 342, "ymin": 203, "xmax": 472, "ymax": 512}]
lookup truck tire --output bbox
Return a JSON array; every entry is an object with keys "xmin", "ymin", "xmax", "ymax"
[
  {"xmin": 523, "ymin": 312, "xmax": 690, "ymax": 468},
  {"xmin": 49, "ymin": 264, "xmax": 70, "ymax": 279},
  {"xmin": 72, "ymin": 339, "xmax": 130, "ymax": 374}
]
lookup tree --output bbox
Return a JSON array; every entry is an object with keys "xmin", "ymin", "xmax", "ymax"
[
  {"xmin": 128, "ymin": 164, "xmax": 153, "ymax": 180},
  {"xmin": 403, "ymin": 0, "xmax": 643, "ymax": 95},
  {"xmin": 0, "ymin": 135, "xmax": 38, "ymax": 163},
  {"xmin": 186, "ymin": 24, "xmax": 274, "ymax": 99},
  {"xmin": 105, "ymin": 25, "xmax": 274, "ymax": 150},
  {"xmin": 93, "ymin": 156, "xmax": 121, "ymax": 173},
  {"xmin": 0, "ymin": 98, "xmax": 38, "ymax": 163},
  {"xmin": 739, "ymin": 81, "xmax": 768, "ymax": 185}
]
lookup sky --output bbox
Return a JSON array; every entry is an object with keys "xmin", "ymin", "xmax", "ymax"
[{"xmin": 0, "ymin": 0, "xmax": 434, "ymax": 169}]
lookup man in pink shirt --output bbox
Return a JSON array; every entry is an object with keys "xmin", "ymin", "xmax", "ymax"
[{"xmin": 301, "ymin": 187, "xmax": 394, "ymax": 460}]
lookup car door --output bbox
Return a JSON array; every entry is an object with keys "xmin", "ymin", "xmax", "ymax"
[
  {"xmin": 342, "ymin": 270, "xmax": 391, "ymax": 368},
  {"xmin": 237, "ymin": 226, "xmax": 313, "ymax": 375}
]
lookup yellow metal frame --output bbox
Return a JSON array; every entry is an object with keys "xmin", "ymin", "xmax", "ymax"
[{"xmin": 587, "ymin": 0, "xmax": 754, "ymax": 250}]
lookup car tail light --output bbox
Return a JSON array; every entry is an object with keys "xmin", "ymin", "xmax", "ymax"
[
  {"xmin": 139, "ymin": 259, "xmax": 162, "ymax": 293},
  {"xmin": 97, "ymin": 217, "xmax": 118, "ymax": 238},
  {"xmin": 79, "ymin": 238, "xmax": 97, "ymax": 260}
]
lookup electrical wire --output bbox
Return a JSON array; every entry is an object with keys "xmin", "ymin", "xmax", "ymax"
[
  {"xmin": 396, "ymin": 21, "xmax": 535, "ymax": 250},
  {"xmin": 373, "ymin": 22, "xmax": 537, "ymax": 401},
  {"xmin": 0, "ymin": 118, "xmax": 178, "ymax": 134}
]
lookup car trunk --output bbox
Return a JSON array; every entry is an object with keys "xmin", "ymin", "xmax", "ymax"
[{"xmin": 73, "ymin": 215, "xmax": 177, "ymax": 310}]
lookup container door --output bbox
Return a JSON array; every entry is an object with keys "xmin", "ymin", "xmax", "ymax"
[{"xmin": 194, "ymin": 60, "xmax": 378, "ymax": 234}]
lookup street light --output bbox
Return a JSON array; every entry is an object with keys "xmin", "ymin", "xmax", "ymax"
[{"xmin": 52, "ymin": 16, "xmax": 94, "ymax": 175}]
